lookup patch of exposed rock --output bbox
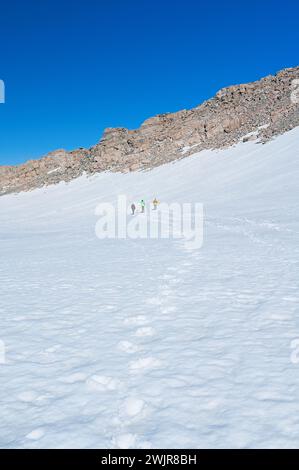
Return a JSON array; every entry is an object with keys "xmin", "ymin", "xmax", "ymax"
[{"xmin": 1, "ymin": 66, "xmax": 298, "ymax": 195}]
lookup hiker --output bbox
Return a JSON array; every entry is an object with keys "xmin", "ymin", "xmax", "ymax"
[
  {"xmin": 152, "ymin": 197, "xmax": 159, "ymax": 210},
  {"xmin": 140, "ymin": 199, "xmax": 145, "ymax": 213},
  {"xmin": 131, "ymin": 203, "xmax": 136, "ymax": 215}
]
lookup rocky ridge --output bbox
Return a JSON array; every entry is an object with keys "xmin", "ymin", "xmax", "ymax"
[{"xmin": 1, "ymin": 66, "xmax": 298, "ymax": 195}]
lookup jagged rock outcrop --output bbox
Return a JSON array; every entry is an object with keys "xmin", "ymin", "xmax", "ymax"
[{"xmin": 1, "ymin": 66, "xmax": 299, "ymax": 195}]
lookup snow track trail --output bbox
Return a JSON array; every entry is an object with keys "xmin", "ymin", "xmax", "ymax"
[{"xmin": 0, "ymin": 128, "xmax": 299, "ymax": 448}]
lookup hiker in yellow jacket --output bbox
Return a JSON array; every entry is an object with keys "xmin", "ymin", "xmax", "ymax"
[{"xmin": 152, "ymin": 197, "xmax": 160, "ymax": 210}]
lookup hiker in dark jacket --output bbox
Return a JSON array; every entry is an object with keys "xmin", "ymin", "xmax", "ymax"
[{"xmin": 131, "ymin": 203, "xmax": 136, "ymax": 215}]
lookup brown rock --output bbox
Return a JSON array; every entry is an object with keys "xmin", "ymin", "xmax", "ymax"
[{"xmin": 1, "ymin": 66, "xmax": 299, "ymax": 195}]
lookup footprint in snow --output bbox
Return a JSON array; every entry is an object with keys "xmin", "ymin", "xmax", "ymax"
[
  {"xmin": 120, "ymin": 397, "xmax": 145, "ymax": 418},
  {"xmin": 124, "ymin": 315, "xmax": 149, "ymax": 326},
  {"xmin": 112, "ymin": 433, "xmax": 136, "ymax": 449},
  {"xmin": 86, "ymin": 375, "xmax": 121, "ymax": 392},
  {"xmin": 134, "ymin": 327, "xmax": 156, "ymax": 337},
  {"xmin": 161, "ymin": 305, "xmax": 177, "ymax": 314},
  {"xmin": 146, "ymin": 298, "xmax": 162, "ymax": 306},
  {"xmin": 175, "ymin": 269, "xmax": 188, "ymax": 275},
  {"xmin": 42, "ymin": 345, "xmax": 62, "ymax": 355},
  {"xmin": 18, "ymin": 391, "xmax": 39, "ymax": 403},
  {"xmin": 26, "ymin": 428, "xmax": 45, "ymax": 440},
  {"xmin": 18, "ymin": 392, "xmax": 53, "ymax": 407},
  {"xmin": 159, "ymin": 287, "xmax": 173, "ymax": 296},
  {"xmin": 61, "ymin": 372, "xmax": 87, "ymax": 384},
  {"xmin": 112, "ymin": 433, "xmax": 152, "ymax": 450},
  {"xmin": 129, "ymin": 357, "xmax": 161, "ymax": 373},
  {"xmin": 160, "ymin": 273, "xmax": 176, "ymax": 280},
  {"xmin": 117, "ymin": 340, "xmax": 139, "ymax": 354}
]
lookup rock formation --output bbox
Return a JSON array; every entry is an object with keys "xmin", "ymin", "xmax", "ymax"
[{"xmin": 1, "ymin": 66, "xmax": 298, "ymax": 195}]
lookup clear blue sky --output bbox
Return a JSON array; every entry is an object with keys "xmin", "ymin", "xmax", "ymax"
[{"xmin": 0, "ymin": 0, "xmax": 298, "ymax": 165}]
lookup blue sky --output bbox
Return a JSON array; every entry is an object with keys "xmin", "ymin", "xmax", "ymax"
[{"xmin": 0, "ymin": 0, "xmax": 298, "ymax": 165}]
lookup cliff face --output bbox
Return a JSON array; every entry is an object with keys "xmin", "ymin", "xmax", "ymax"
[{"xmin": 1, "ymin": 66, "xmax": 299, "ymax": 195}]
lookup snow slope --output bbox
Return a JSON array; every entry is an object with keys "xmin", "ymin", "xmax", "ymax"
[{"xmin": 0, "ymin": 128, "xmax": 299, "ymax": 449}]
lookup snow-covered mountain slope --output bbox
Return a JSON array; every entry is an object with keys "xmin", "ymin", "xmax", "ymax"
[{"xmin": 0, "ymin": 127, "xmax": 299, "ymax": 449}]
